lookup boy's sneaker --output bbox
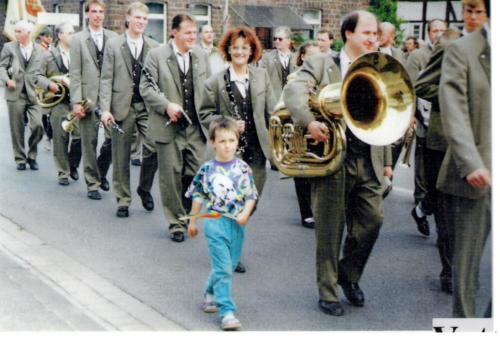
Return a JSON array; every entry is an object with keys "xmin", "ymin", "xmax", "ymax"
[
  {"xmin": 220, "ymin": 312, "xmax": 241, "ymax": 331},
  {"xmin": 201, "ymin": 294, "xmax": 218, "ymax": 313}
]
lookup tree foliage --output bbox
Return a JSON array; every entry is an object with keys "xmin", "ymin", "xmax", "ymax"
[{"xmin": 369, "ymin": 0, "xmax": 404, "ymax": 46}]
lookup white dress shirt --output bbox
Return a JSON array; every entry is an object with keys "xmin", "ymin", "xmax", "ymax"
[
  {"xmin": 172, "ymin": 41, "xmax": 191, "ymax": 74},
  {"xmin": 229, "ymin": 65, "xmax": 249, "ymax": 99},
  {"xmin": 89, "ymin": 28, "xmax": 104, "ymax": 51},
  {"xmin": 126, "ymin": 33, "xmax": 144, "ymax": 60},
  {"xmin": 59, "ymin": 46, "xmax": 70, "ymax": 70},
  {"xmin": 278, "ymin": 51, "xmax": 291, "ymax": 69},
  {"xmin": 20, "ymin": 42, "xmax": 34, "ymax": 61},
  {"xmin": 339, "ymin": 49, "xmax": 352, "ymax": 80}
]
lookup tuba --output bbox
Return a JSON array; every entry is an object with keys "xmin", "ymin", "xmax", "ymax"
[
  {"xmin": 35, "ymin": 75, "xmax": 70, "ymax": 108},
  {"xmin": 269, "ymin": 52, "xmax": 415, "ymax": 177}
]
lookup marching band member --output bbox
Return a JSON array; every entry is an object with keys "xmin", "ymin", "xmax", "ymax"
[
  {"xmin": 284, "ymin": 10, "xmax": 392, "ymax": 316},
  {"xmin": 140, "ymin": 14, "xmax": 211, "ymax": 243},
  {"xmin": 438, "ymin": 0, "xmax": 490, "ymax": 318},
  {"xmin": 70, "ymin": 0, "xmax": 117, "ymax": 200},
  {"xmin": 99, "ymin": 2, "xmax": 159, "ymax": 218},
  {"xmin": 37, "ymin": 22, "xmax": 82, "ymax": 185},
  {"xmin": 0, "ymin": 20, "xmax": 44, "ymax": 171}
]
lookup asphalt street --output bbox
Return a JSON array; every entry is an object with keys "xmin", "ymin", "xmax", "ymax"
[{"xmin": 0, "ymin": 90, "xmax": 492, "ymax": 331}]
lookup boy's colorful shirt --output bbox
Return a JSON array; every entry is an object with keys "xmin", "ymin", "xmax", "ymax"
[{"xmin": 185, "ymin": 158, "xmax": 258, "ymax": 217}]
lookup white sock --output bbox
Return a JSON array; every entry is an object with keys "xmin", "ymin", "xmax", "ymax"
[
  {"xmin": 205, "ymin": 293, "xmax": 215, "ymax": 302},
  {"xmin": 415, "ymin": 204, "xmax": 425, "ymax": 218},
  {"xmin": 223, "ymin": 312, "xmax": 235, "ymax": 320}
]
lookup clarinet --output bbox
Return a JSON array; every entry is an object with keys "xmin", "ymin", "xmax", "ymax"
[
  {"xmin": 93, "ymin": 105, "xmax": 125, "ymax": 134},
  {"xmin": 224, "ymin": 70, "xmax": 249, "ymax": 157},
  {"xmin": 140, "ymin": 63, "xmax": 192, "ymax": 127}
]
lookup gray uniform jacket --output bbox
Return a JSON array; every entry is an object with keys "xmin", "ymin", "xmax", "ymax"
[
  {"xmin": 139, "ymin": 43, "xmax": 210, "ymax": 144},
  {"xmin": 283, "ymin": 53, "xmax": 392, "ymax": 184},
  {"xmin": 69, "ymin": 28, "xmax": 118, "ymax": 105},
  {"xmin": 198, "ymin": 65, "xmax": 277, "ymax": 160},
  {"xmin": 37, "ymin": 47, "xmax": 69, "ymax": 88},
  {"xmin": 99, "ymin": 34, "xmax": 158, "ymax": 120},
  {"xmin": 0, "ymin": 41, "xmax": 45, "ymax": 103},
  {"xmin": 406, "ymin": 43, "xmax": 433, "ymax": 83},
  {"xmin": 437, "ymin": 28, "xmax": 491, "ymax": 199},
  {"xmin": 260, "ymin": 49, "xmax": 298, "ymax": 98}
]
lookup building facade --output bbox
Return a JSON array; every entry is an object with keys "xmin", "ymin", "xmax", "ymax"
[{"xmin": 1, "ymin": 0, "xmax": 370, "ymax": 50}]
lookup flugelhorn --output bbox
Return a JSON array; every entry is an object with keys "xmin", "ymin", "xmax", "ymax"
[
  {"xmin": 270, "ymin": 52, "xmax": 415, "ymax": 177},
  {"xmin": 61, "ymin": 99, "xmax": 94, "ymax": 133}
]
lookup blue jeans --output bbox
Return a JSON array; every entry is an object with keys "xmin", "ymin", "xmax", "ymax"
[{"xmin": 204, "ymin": 216, "xmax": 246, "ymax": 317}]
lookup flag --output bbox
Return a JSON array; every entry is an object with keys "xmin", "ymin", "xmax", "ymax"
[{"xmin": 3, "ymin": 0, "xmax": 46, "ymax": 41}]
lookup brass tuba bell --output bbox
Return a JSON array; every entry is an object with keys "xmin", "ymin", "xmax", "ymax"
[
  {"xmin": 269, "ymin": 52, "xmax": 415, "ymax": 177},
  {"xmin": 35, "ymin": 75, "xmax": 70, "ymax": 108}
]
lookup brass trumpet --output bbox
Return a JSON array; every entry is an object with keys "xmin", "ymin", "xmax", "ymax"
[{"xmin": 270, "ymin": 52, "xmax": 415, "ymax": 177}]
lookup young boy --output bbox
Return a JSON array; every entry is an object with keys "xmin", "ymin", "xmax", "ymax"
[{"xmin": 186, "ymin": 116, "xmax": 258, "ymax": 330}]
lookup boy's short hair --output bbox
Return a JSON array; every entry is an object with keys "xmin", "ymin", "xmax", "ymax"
[
  {"xmin": 209, "ymin": 116, "xmax": 240, "ymax": 141},
  {"xmin": 85, "ymin": 0, "xmax": 106, "ymax": 12}
]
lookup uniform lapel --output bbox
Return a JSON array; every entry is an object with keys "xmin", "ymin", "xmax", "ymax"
[
  {"xmin": 249, "ymin": 67, "xmax": 258, "ymax": 117},
  {"xmin": 120, "ymin": 37, "xmax": 133, "ymax": 78},
  {"xmin": 273, "ymin": 50, "xmax": 283, "ymax": 84},
  {"xmin": 478, "ymin": 29, "xmax": 490, "ymax": 84},
  {"xmin": 85, "ymin": 30, "xmax": 99, "ymax": 68},
  {"xmin": 15, "ymin": 43, "xmax": 26, "ymax": 71},
  {"xmin": 166, "ymin": 43, "xmax": 182, "ymax": 95},
  {"xmin": 25, "ymin": 45, "xmax": 38, "ymax": 69},
  {"xmin": 220, "ymin": 71, "xmax": 233, "ymax": 114}
]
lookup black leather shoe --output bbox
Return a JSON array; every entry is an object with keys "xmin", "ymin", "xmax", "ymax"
[
  {"xmin": 411, "ymin": 207, "xmax": 430, "ymax": 236},
  {"xmin": 100, "ymin": 177, "xmax": 110, "ymax": 191},
  {"xmin": 58, "ymin": 177, "xmax": 69, "ymax": 186},
  {"xmin": 441, "ymin": 277, "xmax": 453, "ymax": 295},
  {"xmin": 87, "ymin": 190, "xmax": 102, "ymax": 200},
  {"xmin": 339, "ymin": 281, "xmax": 365, "ymax": 307},
  {"xmin": 302, "ymin": 218, "xmax": 315, "ymax": 229},
  {"xmin": 17, "ymin": 163, "xmax": 26, "ymax": 171},
  {"xmin": 131, "ymin": 159, "xmax": 142, "ymax": 166},
  {"xmin": 170, "ymin": 231, "xmax": 185, "ymax": 243},
  {"xmin": 116, "ymin": 206, "xmax": 129, "ymax": 218},
  {"xmin": 70, "ymin": 167, "xmax": 79, "ymax": 181},
  {"xmin": 234, "ymin": 262, "xmax": 246, "ymax": 273},
  {"xmin": 27, "ymin": 159, "xmax": 38, "ymax": 170},
  {"xmin": 318, "ymin": 300, "xmax": 344, "ymax": 316},
  {"xmin": 137, "ymin": 187, "xmax": 154, "ymax": 211}
]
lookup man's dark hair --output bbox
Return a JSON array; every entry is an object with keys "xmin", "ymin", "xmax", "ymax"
[
  {"xmin": 171, "ymin": 14, "xmax": 196, "ymax": 31},
  {"xmin": 318, "ymin": 29, "xmax": 334, "ymax": 41},
  {"xmin": 340, "ymin": 11, "xmax": 359, "ymax": 43}
]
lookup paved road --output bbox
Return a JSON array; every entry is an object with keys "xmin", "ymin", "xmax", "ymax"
[{"xmin": 0, "ymin": 90, "xmax": 492, "ymax": 331}]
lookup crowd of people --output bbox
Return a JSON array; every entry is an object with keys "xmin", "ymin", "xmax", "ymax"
[{"xmin": 0, "ymin": 0, "xmax": 491, "ymax": 330}]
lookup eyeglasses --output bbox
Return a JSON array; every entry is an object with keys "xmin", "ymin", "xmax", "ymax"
[{"xmin": 273, "ymin": 37, "xmax": 284, "ymax": 42}]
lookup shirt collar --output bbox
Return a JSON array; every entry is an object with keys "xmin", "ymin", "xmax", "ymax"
[
  {"xmin": 126, "ymin": 32, "xmax": 143, "ymax": 45},
  {"xmin": 89, "ymin": 27, "xmax": 103, "ymax": 36},
  {"xmin": 229, "ymin": 65, "xmax": 249, "ymax": 84},
  {"xmin": 172, "ymin": 41, "xmax": 190, "ymax": 57},
  {"xmin": 379, "ymin": 46, "xmax": 392, "ymax": 55}
]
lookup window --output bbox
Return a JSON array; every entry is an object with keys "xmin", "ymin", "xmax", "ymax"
[
  {"xmin": 54, "ymin": 4, "xmax": 61, "ymax": 13},
  {"xmin": 413, "ymin": 23, "xmax": 421, "ymax": 39},
  {"xmin": 190, "ymin": 4, "xmax": 211, "ymax": 27},
  {"xmin": 303, "ymin": 9, "xmax": 321, "ymax": 37},
  {"xmin": 145, "ymin": 2, "xmax": 168, "ymax": 44}
]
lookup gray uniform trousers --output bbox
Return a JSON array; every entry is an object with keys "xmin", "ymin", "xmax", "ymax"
[
  {"xmin": 156, "ymin": 124, "xmax": 205, "ymax": 233},
  {"xmin": 310, "ymin": 168, "xmax": 345, "ymax": 302},
  {"xmin": 79, "ymin": 112, "xmax": 101, "ymax": 191},
  {"xmin": 339, "ymin": 155, "xmax": 384, "ymax": 283},
  {"xmin": 50, "ymin": 102, "xmax": 80, "ymax": 179},
  {"xmin": 442, "ymin": 193, "xmax": 491, "ymax": 318},
  {"xmin": 7, "ymin": 93, "xmax": 44, "ymax": 164},
  {"xmin": 112, "ymin": 102, "xmax": 157, "ymax": 207}
]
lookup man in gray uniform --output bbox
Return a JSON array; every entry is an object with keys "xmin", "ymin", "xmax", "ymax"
[
  {"xmin": 285, "ymin": 10, "xmax": 392, "ymax": 316},
  {"xmin": 438, "ymin": 0, "xmax": 490, "ymax": 318},
  {"xmin": 140, "ymin": 14, "xmax": 210, "ymax": 243},
  {"xmin": 0, "ymin": 20, "xmax": 44, "ymax": 170},
  {"xmin": 70, "ymin": 0, "xmax": 117, "ymax": 200},
  {"xmin": 100, "ymin": 2, "xmax": 158, "ymax": 218}
]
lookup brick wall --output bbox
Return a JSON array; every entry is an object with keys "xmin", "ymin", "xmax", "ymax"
[{"xmin": 1, "ymin": 0, "xmax": 370, "ymax": 50}]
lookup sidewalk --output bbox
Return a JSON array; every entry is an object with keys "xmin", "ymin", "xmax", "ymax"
[
  {"xmin": 0, "ymin": 248, "xmax": 103, "ymax": 331},
  {"xmin": 0, "ymin": 213, "xmax": 185, "ymax": 331}
]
